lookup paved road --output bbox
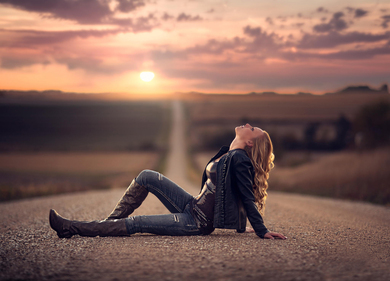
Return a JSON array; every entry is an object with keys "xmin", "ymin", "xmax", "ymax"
[
  {"xmin": 1, "ymin": 100, "xmax": 390, "ymax": 281},
  {"xmin": 164, "ymin": 99, "xmax": 197, "ymax": 191}
]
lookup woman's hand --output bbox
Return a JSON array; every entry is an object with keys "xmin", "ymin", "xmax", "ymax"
[
  {"xmin": 264, "ymin": 232, "xmax": 287, "ymax": 240},
  {"xmin": 246, "ymin": 228, "xmax": 287, "ymax": 239},
  {"xmin": 245, "ymin": 227, "xmax": 255, "ymax": 233}
]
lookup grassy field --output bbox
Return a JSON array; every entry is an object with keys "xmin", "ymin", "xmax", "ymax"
[
  {"xmin": 184, "ymin": 92, "xmax": 390, "ymax": 151},
  {"xmin": 269, "ymin": 147, "xmax": 390, "ymax": 205},
  {"xmin": 185, "ymin": 92, "xmax": 390, "ymax": 122},
  {"xmin": 185, "ymin": 92, "xmax": 390, "ymax": 206},
  {"xmin": 0, "ymin": 99, "xmax": 170, "ymax": 201},
  {"xmin": 192, "ymin": 147, "xmax": 390, "ymax": 206},
  {"xmin": 2, "ymin": 93, "xmax": 389, "ymax": 204},
  {"xmin": 0, "ymin": 152, "xmax": 160, "ymax": 201},
  {"xmin": 0, "ymin": 100, "xmax": 170, "ymax": 151}
]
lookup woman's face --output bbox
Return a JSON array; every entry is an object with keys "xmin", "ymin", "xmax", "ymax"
[{"xmin": 235, "ymin": 123, "xmax": 264, "ymax": 142}]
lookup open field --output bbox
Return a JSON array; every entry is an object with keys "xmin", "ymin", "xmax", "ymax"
[
  {"xmin": 0, "ymin": 99, "xmax": 170, "ymax": 200},
  {"xmin": 269, "ymin": 147, "xmax": 390, "ymax": 205},
  {"xmin": 185, "ymin": 92, "xmax": 390, "ymax": 122},
  {"xmin": 186, "ymin": 92, "xmax": 390, "ymax": 205},
  {"xmin": 184, "ymin": 92, "xmax": 390, "ymax": 151},
  {"xmin": 193, "ymin": 147, "xmax": 390, "ymax": 206},
  {"xmin": 0, "ymin": 152, "xmax": 160, "ymax": 201},
  {"xmin": 2, "ymin": 93, "xmax": 389, "ymax": 204},
  {"xmin": 0, "ymin": 100, "xmax": 170, "ymax": 151}
]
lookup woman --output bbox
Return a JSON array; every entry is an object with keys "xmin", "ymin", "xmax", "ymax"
[{"xmin": 49, "ymin": 124, "xmax": 286, "ymax": 240}]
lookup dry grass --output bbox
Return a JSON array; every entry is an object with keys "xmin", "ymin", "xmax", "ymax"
[
  {"xmin": 187, "ymin": 93, "xmax": 390, "ymax": 122},
  {"xmin": 0, "ymin": 152, "xmax": 160, "ymax": 201},
  {"xmin": 192, "ymin": 148, "xmax": 390, "ymax": 205},
  {"xmin": 0, "ymin": 100, "xmax": 170, "ymax": 201},
  {"xmin": 0, "ymin": 152, "xmax": 158, "ymax": 174},
  {"xmin": 0, "ymin": 101, "xmax": 170, "ymax": 152},
  {"xmin": 184, "ymin": 93, "xmax": 390, "ymax": 151},
  {"xmin": 185, "ymin": 93, "xmax": 390, "ymax": 205},
  {"xmin": 269, "ymin": 147, "xmax": 390, "ymax": 205}
]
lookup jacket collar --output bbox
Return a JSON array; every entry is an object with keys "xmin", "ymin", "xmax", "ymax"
[{"xmin": 212, "ymin": 146, "xmax": 248, "ymax": 160}]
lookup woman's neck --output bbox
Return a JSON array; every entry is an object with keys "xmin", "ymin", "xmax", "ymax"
[{"xmin": 229, "ymin": 138, "xmax": 246, "ymax": 151}]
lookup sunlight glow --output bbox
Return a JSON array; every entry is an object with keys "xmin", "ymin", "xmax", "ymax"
[{"xmin": 140, "ymin": 72, "xmax": 155, "ymax": 82}]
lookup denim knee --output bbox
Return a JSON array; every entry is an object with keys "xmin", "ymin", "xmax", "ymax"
[{"xmin": 135, "ymin": 169, "xmax": 158, "ymax": 187}]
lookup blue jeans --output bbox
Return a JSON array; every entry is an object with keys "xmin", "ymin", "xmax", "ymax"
[{"xmin": 125, "ymin": 170, "xmax": 202, "ymax": 236}]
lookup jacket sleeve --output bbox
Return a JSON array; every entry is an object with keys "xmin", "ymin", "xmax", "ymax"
[{"xmin": 233, "ymin": 155, "xmax": 269, "ymax": 238}]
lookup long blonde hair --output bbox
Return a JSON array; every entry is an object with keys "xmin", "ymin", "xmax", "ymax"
[{"xmin": 245, "ymin": 131, "xmax": 275, "ymax": 215}]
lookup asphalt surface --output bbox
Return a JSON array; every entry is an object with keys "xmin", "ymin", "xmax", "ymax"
[{"xmin": 1, "ymin": 100, "xmax": 389, "ymax": 281}]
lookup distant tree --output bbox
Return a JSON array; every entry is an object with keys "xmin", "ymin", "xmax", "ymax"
[
  {"xmin": 281, "ymin": 133, "xmax": 301, "ymax": 150},
  {"xmin": 333, "ymin": 114, "xmax": 352, "ymax": 149},
  {"xmin": 304, "ymin": 122, "xmax": 319, "ymax": 150},
  {"xmin": 380, "ymin": 84, "xmax": 388, "ymax": 93},
  {"xmin": 353, "ymin": 100, "xmax": 390, "ymax": 149}
]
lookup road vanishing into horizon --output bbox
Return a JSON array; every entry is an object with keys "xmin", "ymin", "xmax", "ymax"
[{"xmin": 1, "ymin": 100, "xmax": 390, "ymax": 281}]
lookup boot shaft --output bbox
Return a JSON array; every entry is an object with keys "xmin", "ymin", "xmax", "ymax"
[
  {"xmin": 70, "ymin": 219, "xmax": 129, "ymax": 237},
  {"xmin": 106, "ymin": 179, "xmax": 148, "ymax": 220},
  {"xmin": 49, "ymin": 209, "xmax": 129, "ymax": 238}
]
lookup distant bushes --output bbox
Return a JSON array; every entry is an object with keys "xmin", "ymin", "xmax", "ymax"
[
  {"xmin": 290, "ymin": 115, "xmax": 353, "ymax": 151},
  {"xmin": 191, "ymin": 99, "xmax": 390, "ymax": 154},
  {"xmin": 273, "ymin": 99, "xmax": 390, "ymax": 153},
  {"xmin": 353, "ymin": 100, "xmax": 390, "ymax": 149}
]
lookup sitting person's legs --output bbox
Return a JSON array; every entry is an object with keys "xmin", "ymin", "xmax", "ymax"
[
  {"xmin": 106, "ymin": 169, "xmax": 194, "ymax": 220},
  {"xmin": 50, "ymin": 205, "xmax": 201, "ymax": 238},
  {"xmin": 49, "ymin": 170, "xmax": 199, "ymax": 238}
]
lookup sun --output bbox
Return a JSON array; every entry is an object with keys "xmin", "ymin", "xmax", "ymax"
[{"xmin": 140, "ymin": 71, "xmax": 155, "ymax": 82}]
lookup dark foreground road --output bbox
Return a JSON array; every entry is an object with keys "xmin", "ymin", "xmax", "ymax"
[{"xmin": 1, "ymin": 101, "xmax": 389, "ymax": 280}]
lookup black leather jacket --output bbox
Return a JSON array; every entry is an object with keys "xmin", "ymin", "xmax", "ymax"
[{"xmin": 200, "ymin": 146, "xmax": 269, "ymax": 238}]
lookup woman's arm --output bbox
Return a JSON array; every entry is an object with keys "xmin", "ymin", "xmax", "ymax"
[{"xmin": 233, "ymin": 155, "xmax": 286, "ymax": 239}]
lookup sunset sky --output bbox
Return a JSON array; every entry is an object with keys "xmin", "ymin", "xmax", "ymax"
[{"xmin": 1, "ymin": 0, "xmax": 390, "ymax": 95}]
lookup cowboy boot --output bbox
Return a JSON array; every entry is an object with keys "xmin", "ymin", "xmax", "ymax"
[
  {"xmin": 105, "ymin": 179, "xmax": 148, "ymax": 220},
  {"xmin": 49, "ymin": 209, "xmax": 129, "ymax": 238}
]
